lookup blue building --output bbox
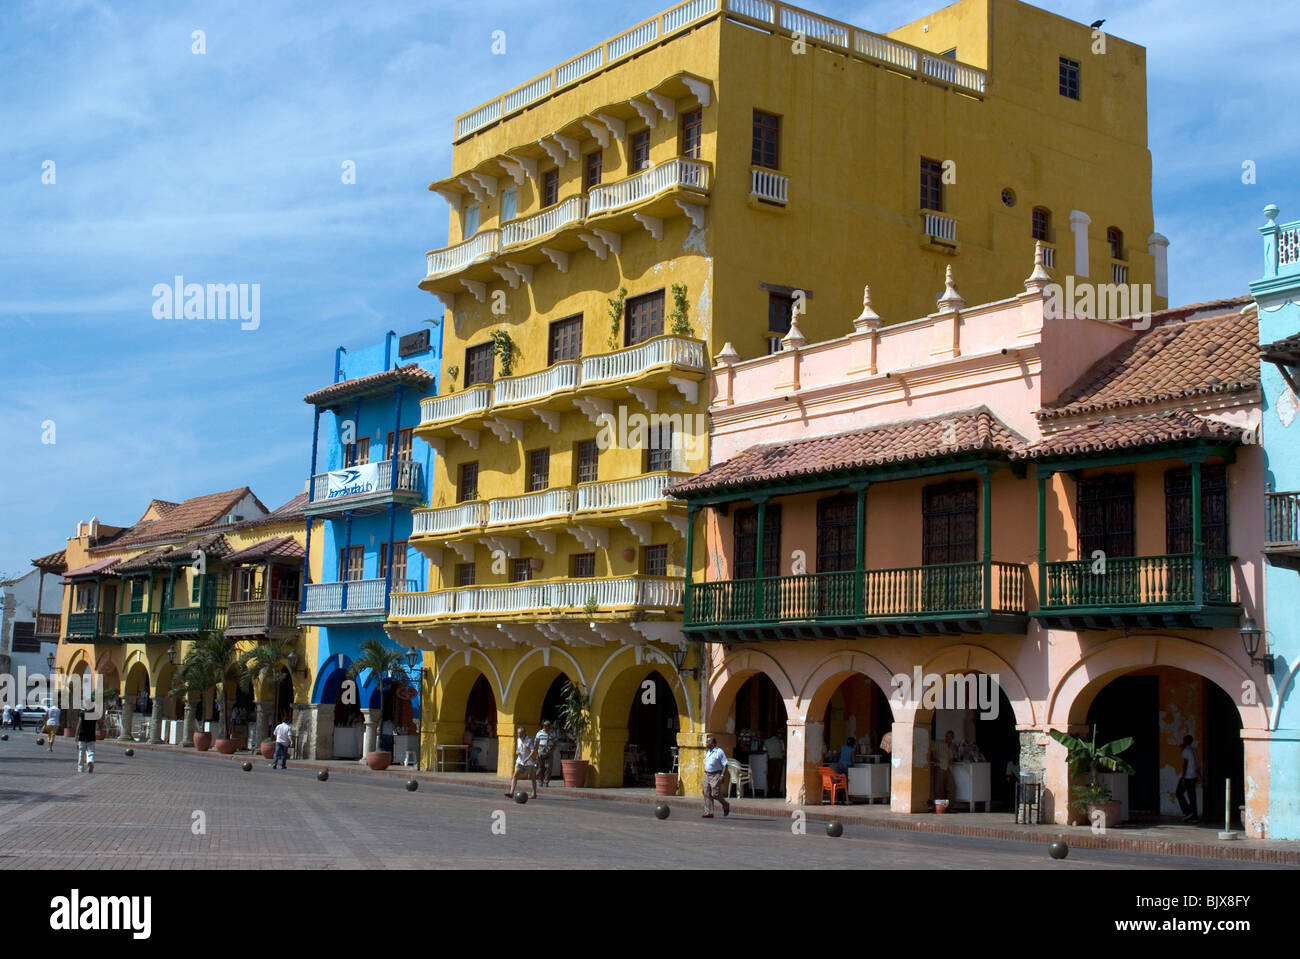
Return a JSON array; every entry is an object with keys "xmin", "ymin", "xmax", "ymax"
[
  {"xmin": 300, "ymin": 328, "xmax": 440, "ymax": 763},
  {"xmin": 1252, "ymin": 203, "xmax": 1300, "ymax": 839}
]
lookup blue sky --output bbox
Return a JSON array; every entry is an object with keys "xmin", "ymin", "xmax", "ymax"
[{"xmin": 2, "ymin": 0, "xmax": 1296, "ymax": 577}]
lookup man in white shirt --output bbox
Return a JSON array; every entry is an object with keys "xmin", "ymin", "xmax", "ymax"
[
  {"xmin": 702, "ymin": 736, "xmax": 731, "ymax": 818},
  {"xmin": 506, "ymin": 727, "xmax": 538, "ymax": 799},
  {"xmin": 1176, "ymin": 734, "xmax": 1200, "ymax": 823},
  {"xmin": 270, "ymin": 716, "xmax": 293, "ymax": 769},
  {"xmin": 43, "ymin": 704, "xmax": 62, "ymax": 752}
]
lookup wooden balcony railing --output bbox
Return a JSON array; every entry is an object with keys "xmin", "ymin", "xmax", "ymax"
[
  {"xmin": 1041, "ymin": 555, "xmax": 1235, "ymax": 610},
  {"xmin": 413, "ymin": 502, "xmax": 488, "ymax": 536},
  {"xmin": 575, "ymin": 472, "xmax": 687, "ymax": 512},
  {"xmin": 115, "ymin": 611, "xmax": 161, "ymax": 637},
  {"xmin": 493, "ymin": 361, "xmax": 579, "ymax": 407},
  {"xmin": 501, "ymin": 196, "xmax": 587, "ymax": 248},
  {"xmin": 1267, "ymin": 491, "xmax": 1300, "ymax": 547},
  {"xmin": 35, "ymin": 613, "xmax": 62, "ymax": 638},
  {"xmin": 227, "ymin": 598, "xmax": 299, "ymax": 631},
  {"xmin": 161, "ymin": 605, "xmax": 228, "ymax": 633},
  {"xmin": 488, "ymin": 488, "xmax": 574, "ymax": 526}
]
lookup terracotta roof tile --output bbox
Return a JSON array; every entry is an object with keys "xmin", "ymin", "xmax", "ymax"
[
  {"xmin": 1041, "ymin": 306, "xmax": 1259, "ymax": 421},
  {"xmin": 223, "ymin": 536, "xmax": 305, "ymax": 565},
  {"xmin": 31, "ymin": 549, "xmax": 67, "ymax": 573},
  {"xmin": 97, "ymin": 488, "xmax": 262, "ymax": 551},
  {"xmin": 113, "ymin": 546, "xmax": 176, "ymax": 573},
  {"xmin": 63, "ymin": 557, "xmax": 122, "ymax": 580},
  {"xmin": 667, "ymin": 408, "xmax": 1025, "ymax": 496},
  {"xmin": 1019, "ymin": 411, "xmax": 1243, "ymax": 460},
  {"xmin": 1261, "ymin": 332, "xmax": 1300, "ymax": 362},
  {"xmin": 304, "ymin": 364, "xmax": 434, "ymax": 407}
]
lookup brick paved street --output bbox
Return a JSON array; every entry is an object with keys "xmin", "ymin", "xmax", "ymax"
[{"xmin": 1, "ymin": 732, "xmax": 1286, "ymax": 870}]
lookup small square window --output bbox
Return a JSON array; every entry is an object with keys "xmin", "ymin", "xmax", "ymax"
[
  {"xmin": 583, "ymin": 151, "xmax": 603, "ymax": 191},
  {"xmin": 768, "ymin": 292, "xmax": 793, "ymax": 334},
  {"xmin": 463, "ymin": 203, "xmax": 480, "ymax": 237},
  {"xmin": 920, "ymin": 157, "xmax": 944, "ymax": 212},
  {"xmin": 631, "ymin": 130, "xmax": 651, "ymax": 172},
  {"xmin": 527, "ymin": 449, "xmax": 550, "ymax": 492},
  {"xmin": 465, "ymin": 342, "xmax": 494, "ymax": 386},
  {"xmin": 643, "ymin": 544, "xmax": 669, "ymax": 577},
  {"xmin": 571, "ymin": 553, "xmax": 596, "ymax": 578},
  {"xmin": 511, "ymin": 558, "xmax": 533, "ymax": 583},
  {"xmin": 542, "ymin": 168, "xmax": 559, "ymax": 207},
  {"xmin": 1059, "ymin": 57, "xmax": 1081, "ymax": 100},
  {"xmin": 681, "ymin": 109, "xmax": 703, "ymax": 160},
  {"xmin": 575, "ymin": 440, "xmax": 599, "ymax": 485},
  {"xmin": 458, "ymin": 462, "xmax": 479, "ymax": 503},
  {"xmin": 1032, "ymin": 207, "xmax": 1051, "ymax": 242},
  {"xmin": 456, "ymin": 563, "xmax": 476, "ymax": 587},
  {"xmin": 752, "ymin": 110, "xmax": 780, "ymax": 170}
]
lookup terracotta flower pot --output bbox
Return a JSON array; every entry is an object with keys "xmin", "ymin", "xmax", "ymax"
[
  {"xmin": 193, "ymin": 731, "xmax": 213, "ymax": 751},
  {"xmin": 654, "ymin": 773, "xmax": 679, "ymax": 796},
  {"xmin": 934, "ymin": 799, "xmax": 950, "ymax": 814},
  {"xmin": 365, "ymin": 751, "xmax": 392, "ymax": 771},
  {"xmin": 561, "ymin": 759, "xmax": 589, "ymax": 788},
  {"xmin": 215, "ymin": 739, "xmax": 237, "ymax": 755},
  {"xmin": 1086, "ymin": 800, "xmax": 1123, "ymax": 830},
  {"xmin": 260, "ymin": 742, "xmax": 276, "ymax": 760},
  {"xmin": 94, "ymin": 730, "xmax": 107, "ymax": 741}
]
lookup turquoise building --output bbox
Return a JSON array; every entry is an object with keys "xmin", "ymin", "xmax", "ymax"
[
  {"xmin": 300, "ymin": 328, "xmax": 440, "ymax": 764},
  {"xmin": 1251, "ymin": 203, "xmax": 1300, "ymax": 839}
]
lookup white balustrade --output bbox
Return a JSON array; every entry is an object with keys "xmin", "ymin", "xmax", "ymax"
[
  {"xmin": 606, "ymin": 20, "xmax": 658, "ymax": 61},
  {"xmin": 556, "ymin": 46, "xmax": 603, "ymax": 86},
  {"xmin": 504, "ymin": 74, "xmax": 552, "ymax": 113},
  {"xmin": 750, "ymin": 168, "xmax": 788, "ymax": 204},
  {"xmin": 581, "ymin": 336, "xmax": 707, "ymax": 386},
  {"xmin": 489, "ymin": 489, "xmax": 574, "ymax": 525},
  {"xmin": 923, "ymin": 211, "xmax": 958, "ymax": 243},
  {"xmin": 779, "ymin": 5, "xmax": 847, "ymax": 46},
  {"xmin": 414, "ymin": 502, "xmax": 487, "ymax": 535},
  {"xmin": 854, "ymin": 30, "xmax": 917, "ymax": 70},
  {"xmin": 391, "ymin": 576, "xmax": 683, "ymax": 619},
  {"xmin": 303, "ymin": 578, "xmax": 415, "ymax": 614},
  {"xmin": 426, "ymin": 230, "xmax": 500, "ymax": 279},
  {"xmin": 456, "ymin": 100, "xmax": 503, "ymax": 139},
  {"xmin": 921, "ymin": 54, "xmax": 986, "ymax": 93},
  {"xmin": 1042, "ymin": 245, "xmax": 1056, "ymax": 269},
  {"xmin": 494, "ymin": 361, "xmax": 580, "ymax": 406},
  {"xmin": 588, "ymin": 158, "xmax": 709, "ymax": 216},
  {"xmin": 420, "ymin": 385, "xmax": 492, "ymax": 426},
  {"xmin": 1280, "ymin": 226, "xmax": 1300, "ymax": 266},
  {"xmin": 662, "ymin": 0, "xmax": 719, "ymax": 32},
  {"xmin": 576, "ymin": 473, "xmax": 686, "ymax": 512},
  {"xmin": 1112, "ymin": 262, "xmax": 1130, "ymax": 284},
  {"xmin": 725, "ymin": 0, "xmax": 775, "ymax": 23},
  {"xmin": 501, "ymin": 196, "xmax": 587, "ymax": 248}
]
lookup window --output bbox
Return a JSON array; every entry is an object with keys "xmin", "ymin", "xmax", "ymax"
[
  {"xmin": 626, "ymin": 289, "xmax": 665, "ymax": 346},
  {"xmin": 385, "ymin": 427, "xmax": 414, "ymax": 461},
  {"xmin": 643, "ymin": 544, "xmax": 669, "ymax": 577},
  {"xmin": 548, "ymin": 314, "xmax": 583, "ymax": 364},
  {"xmin": 735, "ymin": 505, "xmax": 782, "ymax": 579},
  {"xmin": 1165, "ymin": 466, "xmax": 1229, "ymax": 555},
  {"xmin": 234, "ymin": 568, "xmax": 257, "ymax": 603},
  {"xmin": 465, "ymin": 342, "xmax": 494, "ymax": 386},
  {"xmin": 646, "ymin": 423, "xmax": 675, "ymax": 473},
  {"xmin": 815, "ymin": 495, "xmax": 856, "ymax": 572},
  {"xmin": 129, "ymin": 578, "xmax": 145, "ymax": 613},
  {"xmin": 575, "ymin": 439, "xmax": 599, "ymax": 484},
  {"xmin": 458, "ymin": 462, "xmax": 479, "ymax": 502},
  {"xmin": 379, "ymin": 541, "xmax": 409, "ymax": 586},
  {"xmin": 272, "ymin": 568, "xmax": 299, "ymax": 602},
  {"xmin": 511, "ymin": 558, "xmax": 533, "ymax": 583},
  {"xmin": 1059, "ymin": 57, "xmax": 1081, "ymax": 100},
  {"xmin": 191, "ymin": 573, "xmax": 201, "ymax": 604},
  {"xmin": 681, "ymin": 109, "xmax": 703, "ymax": 160},
  {"xmin": 630, "ymin": 129, "xmax": 651, "ymax": 172},
  {"xmin": 940, "ymin": 47, "xmax": 957, "ymax": 60},
  {"xmin": 1032, "ymin": 207, "xmax": 1052, "ymax": 242},
  {"xmin": 340, "ymin": 546, "xmax": 365, "ymax": 582},
  {"xmin": 752, "ymin": 110, "xmax": 780, "ymax": 170},
  {"xmin": 343, "ymin": 436, "xmax": 370, "ymax": 467},
  {"xmin": 1077, "ymin": 473, "xmax": 1135, "ymax": 558},
  {"xmin": 571, "ymin": 553, "xmax": 596, "ymax": 578},
  {"xmin": 1107, "ymin": 227, "xmax": 1125, "ymax": 260},
  {"xmin": 583, "ymin": 151, "xmax": 603, "ymax": 191},
  {"xmin": 768, "ymin": 291, "xmax": 793, "ymax": 335},
  {"xmin": 11, "ymin": 621, "xmax": 38, "ymax": 653},
  {"xmin": 920, "ymin": 157, "xmax": 944, "ymax": 212},
  {"xmin": 500, "ymin": 186, "xmax": 517, "ymax": 223},
  {"xmin": 75, "ymin": 583, "xmax": 95, "ymax": 612},
  {"xmin": 922, "ymin": 481, "xmax": 978, "ymax": 565},
  {"xmin": 456, "ymin": 563, "xmax": 476, "ymax": 587},
  {"xmin": 463, "ymin": 202, "xmax": 480, "ymax": 237},
  {"xmin": 527, "ymin": 448, "xmax": 551, "ymax": 492},
  {"xmin": 542, "ymin": 168, "xmax": 559, "ymax": 207}
]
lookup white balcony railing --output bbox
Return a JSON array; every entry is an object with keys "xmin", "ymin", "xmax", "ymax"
[
  {"xmin": 1112, "ymin": 262, "xmax": 1130, "ymax": 284},
  {"xmin": 390, "ymin": 575, "xmax": 683, "ymax": 618},
  {"xmin": 750, "ymin": 168, "xmax": 788, "ymax": 204},
  {"xmin": 493, "ymin": 361, "xmax": 580, "ymax": 407},
  {"xmin": 310, "ymin": 460, "xmax": 424, "ymax": 504},
  {"xmin": 502, "ymin": 196, "xmax": 587, "ymax": 248},
  {"xmin": 303, "ymin": 578, "xmax": 417, "ymax": 615},
  {"xmin": 426, "ymin": 230, "xmax": 500, "ymax": 279},
  {"xmin": 921, "ymin": 54, "xmax": 987, "ymax": 94},
  {"xmin": 419, "ymin": 385, "xmax": 492, "ymax": 426},
  {"xmin": 576, "ymin": 472, "xmax": 687, "ymax": 512},
  {"xmin": 581, "ymin": 336, "xmax": 707, "ymax": 386},
  {"xmin": 923, "ymin": 211, "xmax": 957, "ymax": 243},
  {"xmin": 853, "ymin": 29, "xmax": 916, "ymax": 70},
  {"xmin": 489, "ymin": 488, "xmax": 574, "ymax": 526},
  {"xmin": 1042, "ymin": 244, "xmax": 1056, "ymax": 269},
  {"xmin": 413, "ymin": 502, "xmax": 488, "ymax": 536},
  {"xmin": 588, "ymin": 158, "xmax": 709, "ymax": 216}
]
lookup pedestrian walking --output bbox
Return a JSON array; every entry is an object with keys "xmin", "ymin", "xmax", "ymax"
[
  {"xmin": 702, "ymin": 736, "xmax": 730, "ymax": 818},
  {"xmin": 43, "ymin": 704, "xmax": 62, "ymax": 752},
  {"xmin": 76, "ymin": 710, "xmax": 97, "ymax": 773},
  {"xmin": 1177, "ymin": 734, "xmax": 1200, "ymax": 823},
  {"xmin": 506, "ymin": 726, "xmax": 538, "ymax": 799},
  {"xmin": 534, "ymin": 719, "xmax": 557, "ymax": 788},
  {"xmin": 270, "ymin": 715, "xmax": 293, "ymax": 769},
  {"xmin": 2, "ymin": 704, "xmax": 11, "ymax": 729}
]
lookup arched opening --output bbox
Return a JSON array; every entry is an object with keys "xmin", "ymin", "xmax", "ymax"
[
  {"xmin": 816, "ymin": 675, "xmax": 894, "ymax": 802},
  {"xmin": 1081, "ymin": 666, "xmax": 1244, "ymax": 827},
  {"xmin": 729, "ymin": 673, "xmax": 789, "ymax": 797},
  {"xmin": 316, "ymin": 656, "xmax": 362, "ymax": 760},
  {"xmin": 624, "ymin": 670, "xmax": 680, "ymax": 786},
  {"xmin": 464, "ymin": 674, "xmax": 497, "ymax": 773},
  {"xmin": 124, "ymin": 661, "xmax": 151, "ymax": 741},
  {"xmin": 920, "ymin": 679, "xmax": 1018, "ymax": 811}
]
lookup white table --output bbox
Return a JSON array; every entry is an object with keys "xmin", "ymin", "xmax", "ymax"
[
  {"xmin": 951, "ymin": 761, "xmax": 991, "ymax": 811},
  {"xmin": 748, "ymin": 752, "xmax": 767, "ymax": 795},
  {"xmin": 847, "ymin": 763, "xmax": 891, "ymax": 803},
  {"xmin": 435, "ymin": 743, "xmax": 467, "ymax": 771},
  {"xmin": 334, "ymin": 725, "xmax": 363, "ymax": 759}
]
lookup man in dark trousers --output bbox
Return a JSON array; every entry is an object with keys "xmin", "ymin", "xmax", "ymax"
[
  {"xmin": 1177, "ymin": 734, "xmax": 1200, "ymax": 823},
  {"xmin": 76, "ymin": 709, "xmax": 97, "ymax": 774}
]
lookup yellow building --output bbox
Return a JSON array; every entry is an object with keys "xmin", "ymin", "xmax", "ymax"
[
  {"xmin": 41, "ymin": 488, "xmax": 317, "ymax": 752},
  {"xmin": 396, "ymin": 0, "xmax": 1164, "ymax": 792}
]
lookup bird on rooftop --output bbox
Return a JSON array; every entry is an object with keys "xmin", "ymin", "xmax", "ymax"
[{"xmin": 1090, "ymin": 18, "xmax": 1105, "ymax": 29}]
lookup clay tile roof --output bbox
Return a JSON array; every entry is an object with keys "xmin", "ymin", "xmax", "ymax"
[
  {"xmin": 304, "ymin": 364, "xmax": 434, "ymax": 408},
  {"xmin": 667, "ymin": 408, "xmax": 1025, "ymax": 497},
  {"xmin": 1040, "ymin": 305, "xmax": 1259, "ymax": 421},
  {"xmin": 162, "ymin": 533, "xmax": 231, "ymax": 562},
  {"xmin": 31, "ymin": 549, "xmax": 67, "ymax": 573},
  {"xmin": 1019, "ymin": 411, "xmax": 1242, "ymax": 461},
  {"xmin": 63, "ymin": 557, "xmax": 122, "ymax": 580},
  {"xmin": 112, "ymin": 546, "xmax": 177, "ymax": 573},
  {"xmin": 223, "ymin": 536, "xmax": 305, "ymax": 565},
  {"xmin": 1261, "ymin": 332, "xmax": 1300, "ymax": 363},
  {"xmin": 103, "ymin": 488, "xmax": 260, "ymax": 551}
]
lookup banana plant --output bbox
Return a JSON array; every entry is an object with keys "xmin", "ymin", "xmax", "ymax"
[{"xmin": 1049, "ymin": 727, "xmax": 1135, "ymax": 812}]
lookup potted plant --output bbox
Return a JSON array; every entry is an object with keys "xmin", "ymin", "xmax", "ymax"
[
  {"xmin": 169, "ymin": 634, "xmax": 238, "ymax": 752},
  {"xmin": 1049, "ymin": 728, "xmax": 1135, "ymax": 827},
  {"xmin": 669, "ymin": 283, "xmax": 693, "ymax": 336},
  {"xmin": 346, "ymin": 638, "xmax": 412, "ymax": 771},
  {"xmin": 558, "ymin": 680, "xmax": 592, "ymax": 788}
]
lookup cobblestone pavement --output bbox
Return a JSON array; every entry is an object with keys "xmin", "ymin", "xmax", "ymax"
[{"xmin": 0, "ymin": 734, "xmax": 1283, "ymax": 869}]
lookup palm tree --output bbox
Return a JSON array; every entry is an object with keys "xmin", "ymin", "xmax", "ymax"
[
  {"xmin": 345, "ymin": 639, "xmax": 411, "ymax": 753},
  {"xmin": 237, "ymin": 638, "xmax": 297, "ymax": 720},
  {"xmin": 168, "ymin": 634, "xmax": 238, "ymax": 739}
]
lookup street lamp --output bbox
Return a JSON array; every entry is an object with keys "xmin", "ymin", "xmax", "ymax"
[
  {"xmin": 405, "ymin": 647, "xmax": 420, "ymax": 672},
  {"xmin": 1240, "ymin": 617, "xmax": 1274, "ymax": 675},
  {"xmin": 166, "ymin": 644, "xmax": 176, "ymax": 664},
  {"xmin": 46, "ymin": 652, "xmax": 56, "ymax": 671},
  {"xmin": 670, "ymin": 643, "xmax": 697, "ymax": 680},
  {"xmin": 287, "ymin": 649, "xmax": 307, "ymax": 677}
]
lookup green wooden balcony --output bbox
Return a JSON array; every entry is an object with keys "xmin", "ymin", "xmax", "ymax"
[
  {"xmin": 115, "ymin": 610, "xmax": 162, "ymax": 637},
  {"xmin": 161, "ymin": 604, "xmax": 228, "ymax": 634},
  {"xmin": 685, "ymin": 561, "xmax": 1029, "ymax": 642},
  {"xmin": 1035, "ymin": 554, "xmax": 1239, "ymax": 629},
  {"xmin": 65, "ymin": 610, "xmax": 114, "ymax": 642}
]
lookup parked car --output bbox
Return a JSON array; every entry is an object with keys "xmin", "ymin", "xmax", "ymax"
[{"xmin": 13, "ymin": 705, "xmax": 49, "ymax": 729}]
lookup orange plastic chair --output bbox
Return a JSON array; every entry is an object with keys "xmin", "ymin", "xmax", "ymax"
[{"xmin": 818, "ymin": 766, "xmax": 847, "ymax": 805}]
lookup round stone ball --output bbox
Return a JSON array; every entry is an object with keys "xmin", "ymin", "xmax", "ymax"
[
  {"xmin": 654, "ymin": 803, "xmax": 670, "ymax": 820},
  {"xmin": 241, "ymin": 762, "xmax": 253, "ymax": 772},
  {"xmin": 317, "ymin": 770, "xmax": 329, "ymax": 782},
  {"xmin": 513, "ymin": 791, "xmax": 529, "ymax": 804},
  {"xmin": 406, "ymin": 780, "xmax": 419, "ymax": 792},
  {"xmin": 36, "ymin": 738, "xmax": 44, "ymax": 746},
  {"xmin": 826, "ymin": 821, "xmax": 844, "ymax": 838},
  {"xmin": 1048, "ymin": 839, "xmax": 1069, "ymax": 860},
  {"xmin": 124, "ymin": 748, "xmax": 134, "ymax": 757}
]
